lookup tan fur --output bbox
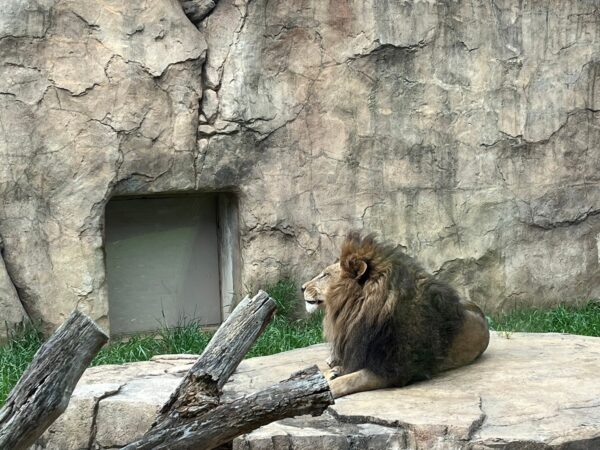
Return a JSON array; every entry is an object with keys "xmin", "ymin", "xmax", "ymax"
[
  {"xmin": 303, "ymin": 232, "xmax": 490, "ymax": 398},
  {"xmin": 301, "ymin": 263, "xmax": 341, "ymax": 314},
  {"xmin": 439, "ymin": 303, "xmax": 490, "ymax": 371}
]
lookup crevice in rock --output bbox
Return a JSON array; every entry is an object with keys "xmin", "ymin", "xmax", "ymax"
[
  {"xmin": 327, "ymin": 407, "xmax": 443, "ymax": 449},
  {"xmin": 206, "ymin": 0, "xmax": 250, "ymax": 93},
  {"xmin": 360, "ymin": 201, "xmax": 386, "ymax": 228},
  {"xmin": 328, "ymin": 396, "xmax": 489, "ymax": 446},
  {"xmin": 87, "ymin": 384, "xmax": 123, "ymax": 450},
  {"xmin": 465, "ymin": 396, "xmax": 487, "ymax": 441},
  {"xmin": 160, "ymin": 54, "xmax": 208, "ymax": 78},
  {"xmin": 327, "ymin": 39, "xmax": 429, "ymax": 68},
  {"xmin": 0, "ymin": 231, "xmax": 33, "ymax": 325},
  {"xmin": 527, "ymin": 208, "xmax": 600, "ymax": 230},
  {"xmin": 327, "ymin": 406, "xmax": 411, "ymax": 433},
  {"xmin": 70, "ymin": 11, "xmax": 100, "ymax": 31},
  {"xmin": 511, "ymin": 108, "xmax": 598, "ymax": 146},
  {"xmin": 557, "ymin": 400, "xmax": 600, "ymax": 412}
]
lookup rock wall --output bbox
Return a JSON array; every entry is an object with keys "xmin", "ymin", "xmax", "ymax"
[
  {"xmin": 0, "ymin": 0, "xmax": 205, "ymax": 333},
  {"xmin": 1, "ymin": 0, "xmax": 599, "ymax": 333}
]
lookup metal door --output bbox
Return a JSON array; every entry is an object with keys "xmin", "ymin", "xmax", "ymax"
[{"xmin": 105, "ymin": 196, "xmax": 221, "ymax": 335}]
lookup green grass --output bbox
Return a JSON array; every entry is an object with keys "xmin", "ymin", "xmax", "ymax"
[
  {"xmin": 3, "ymin": 291, "xmax": 598, "ymax": 408},
  {"xmin": 489, "ymin": 300, "xmax": 600, "ymax": 337},
  {"xmin": 93, "ymin": 280, "xmax": 324, "ymax": 364},
  {"xmin": 0, "ymin": 280, "xmax": 322, "ymax": 406},
  {"xmin": 0, "ymin": 325, "xmax": 44, "ymax": 408},
  {"xmin": 90, "ymin": 320, "xmax": 214, "ymax": 366},
  {"xmin": 247, "ymin": 279, "xmax": 324, "ymax": 357}
]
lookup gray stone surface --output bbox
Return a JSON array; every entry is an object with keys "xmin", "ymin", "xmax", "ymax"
[
  {"xmin": 34, "ymin": 333, "xmax": 600, "ymax": 449},
  {"xmin": 0, "ymin": 251, "xmax": 28, "ymax": 343},
  {"xmin": 202, "ymin": 88, "xmax": 219, "ymax": 122},
  {"xmin": 0, "ymin": 1, "xmax": 599, "ymax": 333}
]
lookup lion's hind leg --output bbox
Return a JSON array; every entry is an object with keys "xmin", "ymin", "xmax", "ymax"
[
  {"xmin": 440, "ymin": 303, "xmax": 490, "ymax": 371},
  {"xmin": 327, "ymin": 369, "xmax": 390, "ymax": 398}
]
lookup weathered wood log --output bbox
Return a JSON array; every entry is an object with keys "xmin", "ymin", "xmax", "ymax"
[
  {"xmin": 0, "ymin": 310, "xmax": 108, "ymax": 450},
  {"xmin": 122, "ymin": 290, "xmax": 334, "ymax": 450},
  {"xmin": 155, "ymin": 290, "xmax": 277, "ymax": 424},
  {"xmin": 123, "ymin": 365, "xmax": 333, "ymax": 450}
]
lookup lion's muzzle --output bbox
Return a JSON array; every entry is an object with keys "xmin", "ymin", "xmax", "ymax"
[{"xmin": 304, "ymin": 298, "xmax": 324, "ymax": 314}]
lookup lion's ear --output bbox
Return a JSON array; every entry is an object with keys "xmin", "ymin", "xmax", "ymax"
[
  {"xmin": 354, "ymin": 259, "xmax": 368, "ymax": 279},
  {"xmin": 343, "ymin": 256, "xmax": 368, "ymax": 280}
]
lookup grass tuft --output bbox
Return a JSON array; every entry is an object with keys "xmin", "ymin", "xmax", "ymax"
[
  {"xmin": 246, "ymin": 314, "xmax": 323, "ymax": 358},
  {"xmin": 489, "ymin": 300, "xmax": 600, "ymax": 336},
  {"xmin": 91, "ymin": 321, "xmax": 213, "ymax": 366},
  {"xmin": 0, "ymin": 325, "xmax": 44, "ymax": 406},
  {"xmin": 247, "ymin": 280, "xmax": 324, "ymax": 357},
  {"xmin": 266, "ymin": 279, "xmax": 300, "ymax": 319}
]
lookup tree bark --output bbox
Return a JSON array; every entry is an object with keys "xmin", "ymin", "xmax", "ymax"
[
  {"xmin": 123, "ymin": 290, "xmax": 334, "ymax": 450},
  {"xmin": 123, "ymin": 365, "xmax": 333, "ymax": 450},
  {"xmin": 0, "ymin": 310, "xmax": 108, "ymax": 450},
  {"xmin": 0, "ymin": 291, "xmax": 334, "ymax": 450},
  {"xmin": 155, "ymin": 290, "xmax": 277, "ymax": 424}
]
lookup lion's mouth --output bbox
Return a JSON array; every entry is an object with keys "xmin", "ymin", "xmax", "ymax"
[
  {"xmin": 305, "ymin": 297, "xmax": 324, "ymax": 313},
  {"xmin": 305, "ymin": 299, "xmax": 324, "ymax": 305}
]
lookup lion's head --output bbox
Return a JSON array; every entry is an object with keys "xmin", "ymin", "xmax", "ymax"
[{"xmin": 301, "ymin": 262, "xmax": 341, "ymax": 313}]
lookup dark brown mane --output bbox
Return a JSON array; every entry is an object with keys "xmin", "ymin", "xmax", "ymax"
[{"xmin": 324, "ymin": 231, "xmax": 465, "ymax": 386}]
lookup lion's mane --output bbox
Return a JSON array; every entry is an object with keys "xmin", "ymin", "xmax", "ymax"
[{"xmin": 324, "ymin": 232, "xmax": 465, "ymax": 386}]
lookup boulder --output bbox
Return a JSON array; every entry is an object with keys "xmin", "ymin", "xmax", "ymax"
[{"xmin": 34, "ymin": 332, "xmax": 600, "ymax": 449}]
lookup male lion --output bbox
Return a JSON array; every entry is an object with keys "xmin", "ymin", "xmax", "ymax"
[{"xmin": 302, "ymin": 232, "xmax": 490, "ymax": 398}]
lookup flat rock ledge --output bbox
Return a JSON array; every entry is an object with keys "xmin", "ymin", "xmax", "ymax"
[{"xmin": 33, "ymin": 332, "xmax": 600, "ymax": 450}]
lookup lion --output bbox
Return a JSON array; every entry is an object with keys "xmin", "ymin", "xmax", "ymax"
[{"xmin": 301, "ymin": 232, "xmax": 490, "ymax": 398}]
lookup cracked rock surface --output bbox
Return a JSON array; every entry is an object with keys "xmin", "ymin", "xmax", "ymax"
[
  {"xmin": 0, "ymin": 0, "xmax": 599, "ymax": 334},
  {"xmin": 0, "ymin": 251, "xmax": 28, "ymax": 342},
  {"xmin": 34, "ymin": 332, "xmax": 600, "ymax": 449},
  {"xmin": 0, "ymin": 0, "xmax": 205, "ymax": 333}
]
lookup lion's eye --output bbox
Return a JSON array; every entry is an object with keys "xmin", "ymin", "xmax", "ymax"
[{"xmin": 323, "ymin": 272, "xmax": 329, "ymax": 277}]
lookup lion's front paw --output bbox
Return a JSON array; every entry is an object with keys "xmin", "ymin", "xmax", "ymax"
[
  {"xmin": 324, "ymin": 366, "xmax": 342, "ymax": 381},
  {"xmin": 326, "ymin": 355, "xmax": 340, "ymax": 368}
]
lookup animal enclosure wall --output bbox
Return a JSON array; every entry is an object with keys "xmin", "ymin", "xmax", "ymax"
[{"xmin": 0, "ymin": 0, "xmax": 599, "ymax": 335}]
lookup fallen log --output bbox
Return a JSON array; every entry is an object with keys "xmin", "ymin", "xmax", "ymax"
[
  {"xmin": 0, "ymin": 291, "xmax": 333, "ymax": 450},
  {"xmin": 124, "ymin": 365, "xmax": 332, "ymax": 450},
  {"xmin": 0, "ymin": 310, "xmax": 108, "ymax": 450},
  {"xmin": 155, "ymin": 290, "xmax": 278, "ymax": 424},
  {"xmin": 124, "ymin": 290, "xmax": 334, "ymax": 450}
]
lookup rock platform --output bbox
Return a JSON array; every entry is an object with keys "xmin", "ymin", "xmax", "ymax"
[{"xmin": 34, "ymin": 332, "xmax": 600, "ymax": 449}]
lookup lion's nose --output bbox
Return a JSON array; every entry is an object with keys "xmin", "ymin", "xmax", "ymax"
[{"xmin": 301, "ymin": 284, "xmax": 306, "ymax": 292}]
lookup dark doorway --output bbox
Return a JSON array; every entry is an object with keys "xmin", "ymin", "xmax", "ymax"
[{"xmin": 105, "ymin": 195, "xmax": 232, "ymax": 335}]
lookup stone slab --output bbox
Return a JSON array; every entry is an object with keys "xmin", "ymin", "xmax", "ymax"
[{"xmin": 33, "ymin": 332, "xmax": 600, "ymax": 449}]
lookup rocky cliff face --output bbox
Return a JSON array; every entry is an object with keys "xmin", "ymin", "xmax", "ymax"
[{"xmin": 1, "ymin": 0, "xmax": 599, "ymax": 334}]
